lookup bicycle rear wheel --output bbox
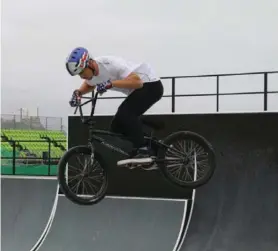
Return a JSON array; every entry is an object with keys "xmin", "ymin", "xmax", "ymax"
[
  {"xmin": 157, "ymin": 131, "xmax": 216, "ymax": 189},
  {"xmin": 58, "ymin": 145, "xmax": 108, "ymax": 205}
]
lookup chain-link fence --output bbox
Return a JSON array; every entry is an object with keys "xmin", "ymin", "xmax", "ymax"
[{"xmin": 1, "ymin": 114, "xmax": 64, "ymax": 131}]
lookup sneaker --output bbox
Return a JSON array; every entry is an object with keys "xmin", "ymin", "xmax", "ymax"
[{"xmin": 117, "ymin": 146, "xmax": 154, "ymax": 166}]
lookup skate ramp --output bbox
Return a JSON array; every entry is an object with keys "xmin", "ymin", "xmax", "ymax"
[
  {"xmin": 180, "ymin": 113, "xmax": 278, "ymax": 251},
  {"xmin": 1, "ymin": 177, "xmax": 57, "ymax": 251},
  {"xmin": 38, "ymin": 195, "xmax": 188, "ymax": 251},
  {"xmin": 182, "ymin": 159, "xmax": 278, "ymax": 251},
  {"xmin": 3, "ymin": 113, "xmax": 277, "ymax": 251},
  {"xmin": 1, "ymin": 175, "xmax": 191, "ymax": 251}
]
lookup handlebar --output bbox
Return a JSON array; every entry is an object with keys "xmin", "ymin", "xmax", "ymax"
[{"xmin": 73, "ymin": 92, "xmax": 99, "ymax": 125}]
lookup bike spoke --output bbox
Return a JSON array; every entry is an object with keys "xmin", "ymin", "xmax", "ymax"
[
  {"xmin": 76, "ymin": 155, "xmax": 85, "ymax": 169},
  {"xmin": 68, "ymin": 175, "xmax": 80, "ymax": 183},
  {"xmin": 70, "ymin": 177, "xmax": 82, "ymax": 194},
  {"xmin": 84, "ymin": 178, "xmax": 99, "ymax": 195},
  {"xmin": 83, "ymin": 179, "xmax": 90, "ymax": 195},
  {"xmin": 167, "ymin": 145, "xmax": 185, "ymax": 159},
  {"xmin": 68, "ymin": 164, "xmax": 83, "ymax": 175}
]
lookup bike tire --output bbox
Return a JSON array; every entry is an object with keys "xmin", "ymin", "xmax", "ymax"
[
  {"xmin": 157, "ymin": 131, "xmax": 216, "ymax": 189},
  {"xmin": 58, "ymin": 145, "xmax": 108, "ymax": 205}
]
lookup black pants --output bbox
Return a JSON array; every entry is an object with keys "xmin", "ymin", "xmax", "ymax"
[{"xmin": 110, "ymin": 80, "xmax": 164, "ymax": 148}]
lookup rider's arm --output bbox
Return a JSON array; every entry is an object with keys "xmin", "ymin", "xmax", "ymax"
[
  {"xmin": 77, "ymin": 81, "xmax": 96, "ymax": 95},
  {"xmin": 111, "ymin": 73, "xmax": 143, "ymax": 89}
]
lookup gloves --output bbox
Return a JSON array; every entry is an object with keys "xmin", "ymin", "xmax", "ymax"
[
  {"xmin": 96, "ymin": 80, "xmax": 113, "ymax": 94},
  {"xmin": 69, "ymin": 90, "xmax": 82, "ymax": 107}
]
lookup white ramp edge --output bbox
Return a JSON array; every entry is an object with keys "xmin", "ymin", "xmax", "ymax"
[{"xmin": 30, "ymin": 184, "xmax": 60, "ymax": 251}]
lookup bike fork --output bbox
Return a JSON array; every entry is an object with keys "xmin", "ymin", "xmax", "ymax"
[{"xmin": 88, "ymin": 142, "xmax": 95, "ymax": 163}]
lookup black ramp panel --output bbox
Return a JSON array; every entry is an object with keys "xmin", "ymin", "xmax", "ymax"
[
  {"xmin": 181, "ymin": 113, "xmax": 278, "ymax": 251},
  {"xmin": 1, "ymin": 177, "xmax": 57, "ymax": 251},
  {"xmin": 39, "ymin": 196, "xmax": 186, "ymax": 251}
]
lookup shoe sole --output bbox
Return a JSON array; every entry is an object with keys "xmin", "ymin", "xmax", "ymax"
[{"xmin": 117, "ymin": 157, "xmax": 153, "ymax": 166}]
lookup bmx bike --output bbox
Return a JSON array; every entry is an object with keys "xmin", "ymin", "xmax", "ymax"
[{"xmin": 58, "ymin": 91, "xmax": 216, "ymax": 206}]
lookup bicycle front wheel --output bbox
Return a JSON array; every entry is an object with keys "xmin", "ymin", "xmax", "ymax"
[{"xmin": 58, "ymin": 145, "xmax": 108, "ymax": 205}]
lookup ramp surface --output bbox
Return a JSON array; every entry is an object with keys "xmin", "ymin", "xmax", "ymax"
[
  {"xmin": 181, "ymin": 120, "xmax": 278, "ymax": 251},
  {"xmin": 39, "ymin": 196, "xmax": 187, "ymax": 251},
  {"xmin": 1, "ymin": 177, "xmax": 57, "ymax": 251},
  {"xmin": 183, "ymin": 162, "xmax": 278, "ymax": 251}
]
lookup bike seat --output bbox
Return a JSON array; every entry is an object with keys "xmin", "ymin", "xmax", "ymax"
[{"xmin": 141, "ymin": 117, "xmax": 165, "ymax": 131}]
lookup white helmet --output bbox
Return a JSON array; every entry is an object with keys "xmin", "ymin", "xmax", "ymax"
[{"xmin": 65, "ymin": 47, "xmax": 92, "ymax": 76}]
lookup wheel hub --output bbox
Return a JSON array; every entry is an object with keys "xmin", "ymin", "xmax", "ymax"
[
  {"xmin": 183, "ymin": 157, "xmax": 190, "ymax": 165},
  {"xmin": 81, "ymin": 172, "xmax": 89, "ymax": 178}
]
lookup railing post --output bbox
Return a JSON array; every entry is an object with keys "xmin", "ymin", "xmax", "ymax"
[
  {"xmin": 60, "ymin": 118, "xmax": 63, "ymax": 131},
  {"xmin": 13, "ymin": 115, "xmax": 16, "ymax": 129},
  {"xmin": 216, "ymin": 76, "xmax": 219, "ymax": 112},
  {"xmin": 12, "ymin": 141, "xmax": 16, "ymax": 175},
  {"xmin": 172, "ymin": 77, "xmax": 175, "ymax": 113},
  {"xmin": 264, "ymin": 73, "xmax": 268, "ymax": 111},
  {"xmin": 48, "ymin": 139, "xmax": 51, "ymax": 176}
]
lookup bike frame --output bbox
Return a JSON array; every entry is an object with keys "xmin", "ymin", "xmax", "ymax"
[{"xmin": 74, "ymin": 92, "xmax": 169, "ymax": 158}]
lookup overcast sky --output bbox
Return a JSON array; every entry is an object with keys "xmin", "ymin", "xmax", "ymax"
[{"xmin": 1, "ymin": 0, "xmax": 278, "ymax": 129}]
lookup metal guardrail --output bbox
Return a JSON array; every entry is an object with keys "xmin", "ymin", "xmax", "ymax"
[
  {"xmin": 96, "ymin": 71, "xmax": 278, "ymax": 112},
  {"xmin": 1, "ymin": 71, "xmax": 277, "ymax": 177},
  {"xmin": 1, "ymin": 139, "xmax": 66, "ymax": 175}
]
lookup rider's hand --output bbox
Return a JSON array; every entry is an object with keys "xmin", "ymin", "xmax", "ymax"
[
  {"xmin": 69, "ymin": 90, "xmax": 82, "ymax": 107},
  {"xmin": 96, "ymin": 80, "xmax": 113, "ymax": 94}
]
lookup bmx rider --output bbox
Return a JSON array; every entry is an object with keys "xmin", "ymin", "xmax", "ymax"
[{"xmin": 65, "ymin": 47, "xmax": 164, "ymax": 167}]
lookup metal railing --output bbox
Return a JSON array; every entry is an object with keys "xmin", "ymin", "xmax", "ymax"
[
  {"xmin": 1, "ymin": 139, "xmax": 66, "ymax": 176},
  {"xmin": 1, "ymin": 70, "xmax": 277, "ymax": 177},
  {"xmin": 96, "ymin": 71, "xmax": 278, "ymax": 112}
]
